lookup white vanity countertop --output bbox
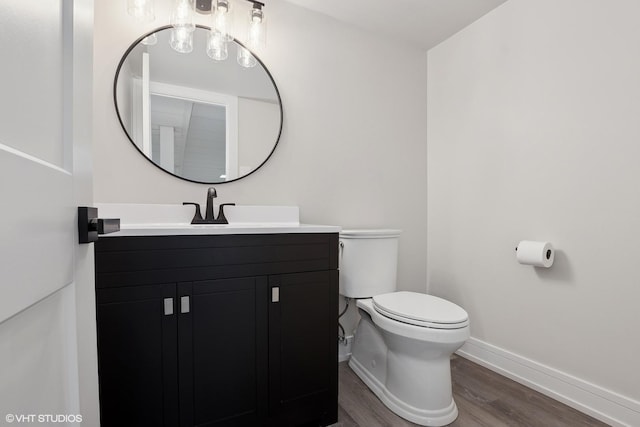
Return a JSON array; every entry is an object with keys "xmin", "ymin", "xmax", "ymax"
[
  {"xmin": 95, "ymin": 203, "xmax": 340, "ymax": 236},
  {"xmin": 103, "ymin": 224, "xmax": 341, "ymax": 237}
]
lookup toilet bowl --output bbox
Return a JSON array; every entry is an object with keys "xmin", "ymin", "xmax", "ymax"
[{"xmin": 339, "ymin": 230, "xmax": 469, "ymax": 427}]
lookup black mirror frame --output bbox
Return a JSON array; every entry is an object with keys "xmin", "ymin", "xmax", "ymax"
[{"xmin": 113, "ymin": 25, "xmax": 284, "ymax": 185}]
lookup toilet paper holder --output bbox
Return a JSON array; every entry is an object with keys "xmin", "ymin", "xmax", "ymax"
[
  {"xmin": 515, "ymin": 241, "xmax": 555, "ymax": 268},
  {"xmin": 515, "ymin": 245, "xmax": 553, "ymax": 260}
]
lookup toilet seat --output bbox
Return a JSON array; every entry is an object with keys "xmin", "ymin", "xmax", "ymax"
[{"xmin": 373, "ymin": 291, "xmax": 469, "ymax": 329}]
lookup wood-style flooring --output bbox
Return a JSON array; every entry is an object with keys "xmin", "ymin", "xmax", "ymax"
[{"xmin": 335, "ymin": 355, "xmax": 608, "ymax": 427}]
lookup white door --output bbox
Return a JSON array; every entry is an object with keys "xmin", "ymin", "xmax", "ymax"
[{"xmin": 0, "ymin": 0, "xmax": 98, "ymax": 424}]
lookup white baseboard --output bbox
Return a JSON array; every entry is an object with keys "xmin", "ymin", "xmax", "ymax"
[
  {"xmin": 338, "ymin": 335, "xmax": 353, "ymax": 363},
  {"xmin": 457, "ymin": 338, "xmax": 640, "ymax": 427}
]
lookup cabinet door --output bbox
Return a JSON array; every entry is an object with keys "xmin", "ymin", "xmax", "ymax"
[
  {"xmin": 96, "ymin": 284, "xmax": 179, "ymax": 426},
  {"xmin": 178, "ymin": 277, "xmax": 268, "ymax": 427},
  {"xmin": 268, "ymin": 270, "xmax": 338, "ymax": 426}
]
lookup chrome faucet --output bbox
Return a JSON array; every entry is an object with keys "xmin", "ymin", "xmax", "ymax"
[{"xmin": 183, "ymin": 187, "xmax": 235, "ymax": 224}]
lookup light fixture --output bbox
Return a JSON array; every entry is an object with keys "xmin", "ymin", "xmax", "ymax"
[
  {"xmin": 170, "ymin": 0, "xmax": 196, "ymax": 30},
  {"xmin": 194, "ymin": 0, "xmax": 214, "ymax": 14},
  {"xmin": 141, "ymin": 33, "xmax": 158, "ymax": 45},
  {"xmin": 207, "ymin": 31, "xmax": 228, "ymax": 60},
  {"xmin": 128, "ymin": 0, "xmax": 269, "ymax": 65},
  {"xmin": 128, "ymin": 0, "xmax": 155, "ymax": 22},
  {"xmin": 238, "ymin": 0, "xmax": 265, "ymax": 68},
  {"xmin": 207, "ymin": 0, "xmax": 233, "ymax": 61},
  {"xmin": 170, "ymin": 0, "xmax": 196, "ymax": 53},
  {"xmin": 170, "ymin": 26, "xmax": 194, "ymax": 53},
  {"xmin": 237, "ymin": 46, "xmax": 255, "ymax": 68},
  {"xmin": 247, "ymin": 1, "xmax": 265, "ymax": 48},
  {"xmin": 212, "ymin": 0, "xmax": 234, "ymax": 42}
]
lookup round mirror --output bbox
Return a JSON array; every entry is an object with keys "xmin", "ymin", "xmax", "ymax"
[{"xmin": 114, "ymin": 26, "xmax": 282, "ymax": 184}]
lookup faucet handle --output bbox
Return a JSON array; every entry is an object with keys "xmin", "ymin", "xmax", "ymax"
[
  {"xmin": 183, "ymin": 202, "xmax": 205, "ymax": 224},
  {"xmin": 215, "ymin": 203, "xmax": 235, "ymax": 224}
]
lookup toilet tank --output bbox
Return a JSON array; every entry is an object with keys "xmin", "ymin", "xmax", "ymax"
[{"xmin": 339, "ymin": 229, "xmax": 401, "ymax": 298}]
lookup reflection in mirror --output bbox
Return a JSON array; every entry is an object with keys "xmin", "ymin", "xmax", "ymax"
[
  {"xmin": 151, "ymin": 96, "xmax": 229, "ymax": 181},
  {"xmin": 114, "ymin": 26, "xmax": 282, "ymax": 184}
]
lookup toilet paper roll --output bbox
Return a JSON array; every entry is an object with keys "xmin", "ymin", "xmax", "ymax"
[{"xmin": 516, "ymin": 241, "xmax": 554, "ymax": 268}]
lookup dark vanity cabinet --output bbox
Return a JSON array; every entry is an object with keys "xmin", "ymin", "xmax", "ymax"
[{"xmin": 94, "ymin": 233, "xmax": 338, "ymax": 427}]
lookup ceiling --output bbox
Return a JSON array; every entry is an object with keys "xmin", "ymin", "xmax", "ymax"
[{"xmin": 283, "ymin": 0, "xmax": 509, "ymax": 50}]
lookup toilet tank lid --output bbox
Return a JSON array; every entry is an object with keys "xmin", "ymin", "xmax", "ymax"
[
  {"xmin": 340, "ymin": 229, "xmax": 402, "ymax": 238},
  {"xmin": 373, "ymin": 291, "xmax": 468, "ymax": 325}
]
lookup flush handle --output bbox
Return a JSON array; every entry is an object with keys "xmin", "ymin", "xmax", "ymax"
[{"xmin": 272, "ymin": 287, "xmax": 279, "ymax": 303}]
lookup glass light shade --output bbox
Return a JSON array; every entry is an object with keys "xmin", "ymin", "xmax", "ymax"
[
  {"xmin": 237, "ymin": 46, "xmax": 256, "ymax": 68},
  {"xmin": 247, "ymin": 7, "xmax": 265, "ymax": 48},
  {"xmin": 207, "ymin": 31, "xmax": 228, "ymax": 61},
  {"xmin": 170, "ymin": 27, "xmax": 194, "ymax": 53},
  {"xmin": 171, "ymin": 0, "xmax": 195, "ymax": 31},
  {"xmin": 141, "ymin": 33, "xmax": 158, "ymax": 46},
  {"xmin": 128, "ymin": 0, "xmax": 155, "ymax": 23},
  {"xmin": 212, "ymin": 0, "xmax": 234, "ymax": 42}
]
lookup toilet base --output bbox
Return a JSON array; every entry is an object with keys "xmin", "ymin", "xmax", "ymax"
[
  {"xmin": 348, "ymin": 299, "xmax": 468, "ymax": 427},
  {"xmin": 349, "ymin": 356, "xmax": 459, "ymax": 427}
]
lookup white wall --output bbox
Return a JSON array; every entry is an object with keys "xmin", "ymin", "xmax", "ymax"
[
  {"xmin": 427, "ymin": 0, "xmax": 640, "ymax": 422},
  {"xmin": 93, "ymin": 0, "xmax": 428, "ymax": 297}
]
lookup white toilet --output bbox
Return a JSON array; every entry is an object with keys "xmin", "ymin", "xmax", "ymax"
[{"xmin": 340, "ymin": 229, "xmax": 469, "ymax": 427}]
